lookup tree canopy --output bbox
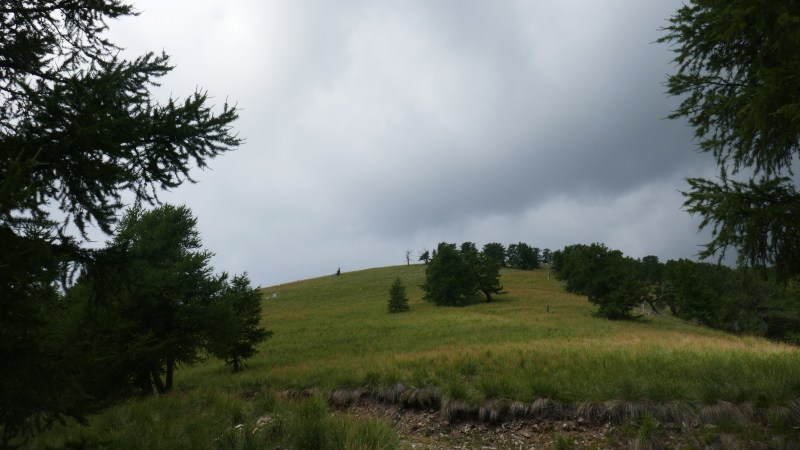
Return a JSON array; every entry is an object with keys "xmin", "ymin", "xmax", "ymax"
[
  {"xmin": 0, "ymin": 2, "xmax": 241, "ymax": 445},
  {"xmin": 506, "ymin": 242, "xmax": 540, "ymax": 270},
  {"xmin": 60, "ymin": 205, "xmax": 270, "ymax": 399},
  {"xmin": 423, "ymin": 242, "xmax": 504, "ymax": 305},
  {"xmin": 553, "ymin": 243, "xmax": 647, "ymax": 320},
  {"xmin": 660, "ymin": 1, "xmax": 800, "ymax": 279}
]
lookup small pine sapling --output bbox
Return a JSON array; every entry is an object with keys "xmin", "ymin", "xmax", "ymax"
[{"xmin": 388, "ymin": 277, "xmax": 410, "ymax": 313}]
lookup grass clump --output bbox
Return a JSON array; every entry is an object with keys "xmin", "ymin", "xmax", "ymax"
[{"xmin": 284, "ymin": 397, "xmax": 398, "ymax": 450}]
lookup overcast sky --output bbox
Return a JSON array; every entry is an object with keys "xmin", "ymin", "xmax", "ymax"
[{"xmin": 106, "ymin": 0, "xmax": 719, "ymax": 287}]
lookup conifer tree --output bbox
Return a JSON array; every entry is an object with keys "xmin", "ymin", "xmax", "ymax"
[
  {"xmin": 64, "ymin": 206, "xmax": 271, "ymax": 393},
  {"xmin": 208, "ymin": 274, "xmax": 273, "ymax": 372},
  {"xmin": 0, "ymin": 2, "xmax": 240, "ymax": 442},
  {"xmin": 660, "ymin": 1, "xmax": 800, "ymax": 279},
  {"xmin": 388, "ymin": 277, "xmax": 410, "ymax": 312}
]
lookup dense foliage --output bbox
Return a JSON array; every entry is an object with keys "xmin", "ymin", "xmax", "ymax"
[
  {"xmin": 0, "ymin": 2, "xmax": 240, "ymax": 445},
  {"xmin": 553, "ymin": 243, "xmax": 800, "ymax": 339},
  {"xmin": 553, "ymin": 244, "xmax": 647, "ymax": 320},
  {"xmin": 481, "ymin": 242, "xmax": 506, "ymax": 266},
  {"xmin": 61, "ymin": 205, "xmax": 270, "ymax": 399},
  {"xmin": 423, "ymin": 242, "xmax": 504, "ymax": 305},
  {"xmin": 208, "ymin": 274, "xmax": 274, "ymax": 373},
  {"xmin": 506, "ymin": 242, "xmax": 540, "ymax": 270},
  {"xmin": 660, "ymin": 1, "xmax": 800, "ymax": 279}
]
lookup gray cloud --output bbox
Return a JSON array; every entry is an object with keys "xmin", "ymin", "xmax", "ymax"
[{"xmin": 105, "ymin": 0, "xmax": 718, "ymax": 286}]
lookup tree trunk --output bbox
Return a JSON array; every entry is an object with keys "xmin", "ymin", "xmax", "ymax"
[
  {"xmin": 150, "ymin": 366, "xmax": 166, "ymax": 395},
  {"xmin": 644, "ymin": 298, "xmax": 662, "ymax": 316},
  {"xmin": 165, "ymin": 358, "xmax": 175, "ymax": 392}
]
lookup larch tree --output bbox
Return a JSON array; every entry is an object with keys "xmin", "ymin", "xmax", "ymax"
[
  {"xmin": 660, "ymin": 1, "xmax": 800, "ymax": 280},
  {"xmin": 0, "ymin": 2, "xmax": 240, "ymax": 444}
]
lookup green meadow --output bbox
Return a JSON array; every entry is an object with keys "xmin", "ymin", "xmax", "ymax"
[{"xmin": 29, "ymin": 265, "xmax": 800, "ymax": 448}]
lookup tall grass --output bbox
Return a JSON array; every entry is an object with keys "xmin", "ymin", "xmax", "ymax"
[
  {"xmin": 226, "ymin": 265, "xmax": 800, "ymax": 408},
  {"xmin": 28, "ymin": 387, "xmax": 398, "ymax": 449},
  {"xmin": 27, "ymin": 265, "xmax": 800, "ymax": 447}
]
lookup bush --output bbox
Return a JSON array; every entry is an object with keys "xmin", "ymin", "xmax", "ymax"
[{"xmin": 388, "ymin": 278, "xmax": 410, "ymax": 313}]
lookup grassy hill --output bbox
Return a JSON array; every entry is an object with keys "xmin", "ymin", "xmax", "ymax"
[{"xmin": 30, "ymin": 265, "xmax": 800, "ymax": 449}]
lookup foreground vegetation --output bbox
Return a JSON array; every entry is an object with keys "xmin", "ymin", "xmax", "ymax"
[{"xmin": 29, "ymin": 265, "xmax": 800, "ymax": 448}]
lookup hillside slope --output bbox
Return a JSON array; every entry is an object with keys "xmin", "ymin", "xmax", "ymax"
[
  {"xmin": 28, "ymin": 265, "xmax": 800, "ymax": 449},
  {"xmin": 236, "ymin": 265, "xmax": 800, "ymax": 406}
]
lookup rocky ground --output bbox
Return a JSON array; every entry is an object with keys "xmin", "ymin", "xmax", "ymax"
[{"xmin": 339, "ymin": 401, "xmax": 798, "ymax": 450}]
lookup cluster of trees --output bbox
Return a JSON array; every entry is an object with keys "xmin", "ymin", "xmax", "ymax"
[
  {"xmin": 550, "ymin": 1, "xmax": 800, "ymax": 336},
  {"xmin": 421, "ymin": 242, "xmax": 550, "ymax": 270},
  {"xmin": 484, "ymin": 242, "xmax": 544, "ymax": 270},
  {"xmin": 662, "ymin": 260, "xmax": 800, "ymax": 342},
  {"xmin": 422, "ymin": 242, "xmax": 504, "ymax": 306},
  {"xmin": 551, "ymin": 244, "xmax": 650, "ymax": 320},
  {"xmin": 0, "ymin": 2, "xmax": 268, "ymax": 446},
  {"xmin": 66, "ymin": 206, "xmax": 271, "ymax": 390},
  {"xmin": 552, "ymin": 243, "xmax": 800, "ymax": 342}
]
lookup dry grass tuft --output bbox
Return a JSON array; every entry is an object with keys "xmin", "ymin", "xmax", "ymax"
[
  {"xmin": 508, "ymin": 401, "xmax": 528, "ymax": 418},
  {"xmin": 399, "ymin": 386, "xmax": 441, "ymax": 410},
  {"xmin": 651, "ymin": 400, "xmax": 692, "ymax": 424},
  {"xmin": 698, "ymin": 400, "xmax": 747, "ymax": 425},
  {"xmin": 767, "ymin": 397, "xmax": 800, "ymax": 428},
  {"xmin": 576, "ymin": 401, "xmax": 607, "ymax": 422},
  {"xmin": 377, "ymin": 383, "xmax": 406, "ymax": 404},
  {"xmin": 444, "ymin": 400, "xmax": 474, "ymax": 423},
  {"xmin": 477, "ymin": 399, "xmax": 511, "ymax": 423},
  {"xmin": 528, "ymin": 397, "xmax": 553, "ymax": 419},
  {"xmin": 329, "ymin": 389, "xmax": 363, "ymax": 408}
]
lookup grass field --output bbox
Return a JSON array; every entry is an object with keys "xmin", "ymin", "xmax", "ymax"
[{"xmin": 28, "ymin": 265, "xmax": 800, "ymax": 448}]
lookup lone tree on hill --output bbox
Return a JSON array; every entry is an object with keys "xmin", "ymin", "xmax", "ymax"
[
  {"xmin": 0, "ymin": 2, "xmax": 240, "ymax": 444},
  {"xmin": 661, "ymin": 1, "xmax": 800, "ymax": 280},
  {"xmin": 388, "ymin": 277, "xmax": 410, "ymax": 312}
]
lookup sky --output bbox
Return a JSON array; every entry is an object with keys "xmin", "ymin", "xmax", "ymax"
[{"xmin": 104, "ymin": 0, "xmax": 720, "ymax": 287}]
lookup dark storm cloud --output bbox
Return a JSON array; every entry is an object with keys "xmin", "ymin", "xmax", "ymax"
[{"xmin": 108, "ymin": 0, "xmax": 715, "ymax": 285}]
